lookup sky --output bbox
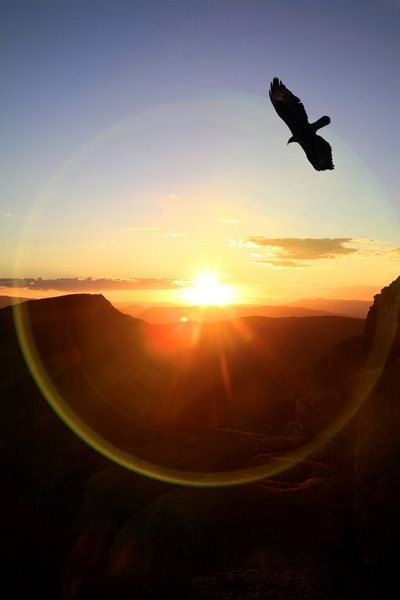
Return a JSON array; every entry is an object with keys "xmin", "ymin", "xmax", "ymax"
[{"xmin": 1, "ymin": 0, "xmax": 400, "ymax": 305}]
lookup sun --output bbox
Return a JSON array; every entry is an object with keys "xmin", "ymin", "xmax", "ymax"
[{"xmin": 182, "ymin": 273, "xmax": 236, "ymax": 306}]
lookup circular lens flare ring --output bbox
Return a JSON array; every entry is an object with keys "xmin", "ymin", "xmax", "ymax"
[
  {"xmin": 10, "ymin": 94, "xmax": 398, "ymax": 488},
  {"xmin": 13, "ymin": 294, "xmax": 399, "ymax": 487}
]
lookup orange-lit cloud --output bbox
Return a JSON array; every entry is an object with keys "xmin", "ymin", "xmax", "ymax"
[
  {"xmin": 219, "ymin": 218, "xmax": 239, "ymax": 224},
  {"xmin": 245, "ymin": 237, "xmax": 358, "ymax": 260},
  {"xmin": 0, "ymin": 277, "xmax": 184, "ymax": 292}
]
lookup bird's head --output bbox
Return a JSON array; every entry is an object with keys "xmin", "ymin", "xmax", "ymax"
[{"xmin": 287, "ymin": 136, "xmax": 295, "ymax": 145}]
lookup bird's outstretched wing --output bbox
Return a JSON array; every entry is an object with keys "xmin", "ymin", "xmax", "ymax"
[
  {"xmin": 299, "ymin": 135, "xmax": 334, "ymax": 171},
  {"xmin": 269, "ymin": 77, "xmax": 309, "ymax": 134}
]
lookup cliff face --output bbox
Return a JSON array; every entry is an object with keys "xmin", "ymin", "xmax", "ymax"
[
  {"xmin": 294, "ymin": 278, "xmax": 400, "ymax": 501},
  {"xmin": 353, "ymin": 277, "xmax": 400, "ymax": 571},
  {"xmin": 365, "ymin": 276, "xmax": 400, "ymax": 339},
  {"xmin": 365, "ymin": 275, "xmax": 400, "ymax": 361}
]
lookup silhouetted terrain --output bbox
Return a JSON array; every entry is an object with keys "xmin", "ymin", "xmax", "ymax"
[
  {"xmin": 1, "ymin": 279, "xmax": 400, "ymax": 598},
  {"xmin": 0, "ymin": 294, "xmax": 28, "ymax": 309},
  {"xmin": 1, "ymin": 295, "xmax": 364, "ymax": 444}
]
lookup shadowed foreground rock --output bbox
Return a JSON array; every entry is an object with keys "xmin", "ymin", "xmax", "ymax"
[{"xmin": 107, "ymin": 466, "xmax": 350, "ymax": 597}]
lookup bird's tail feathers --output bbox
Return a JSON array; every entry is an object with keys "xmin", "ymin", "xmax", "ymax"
[{"xmin": 311, "ymin": 116, "xmax": 331, "ymax": 131}]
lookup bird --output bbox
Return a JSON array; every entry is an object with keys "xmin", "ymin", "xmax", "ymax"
[{"xmin": 269, "ymin": 77, "xmax": 334, "ymax": 171}]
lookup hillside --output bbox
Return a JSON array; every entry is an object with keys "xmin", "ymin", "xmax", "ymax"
[
  {"xmin": 0, "ymin": 294, "xmax": 28, "ymax": 309},
  {"xmin": 1, "ymin": 295, "xmax": 364, "ymax": 450}
]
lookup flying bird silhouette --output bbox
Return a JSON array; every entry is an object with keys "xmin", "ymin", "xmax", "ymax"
[{"xmin": 269, "ymin": 77, "xmax": 334, "ymax": 171}]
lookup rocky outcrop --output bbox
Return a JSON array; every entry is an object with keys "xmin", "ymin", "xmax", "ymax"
[
  {"xmin": 365, "ymin": 276, "xmax": 400, "ymax": 342},
  {"xmin": 353, "ymin": 277, "xmax": 400, "ymax": 572}
]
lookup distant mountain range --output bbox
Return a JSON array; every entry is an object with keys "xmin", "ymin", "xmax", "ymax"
[
  {"xmin": 113, "ymin": 298, "xmax": 371, "ymax": 323},
  {"xmin": 0, "ymin": 294, "xmax": 372, "ymax": 321},
  {"xmin": 290, "ymin": 297, "xmax": 372, "ymax": 318}
]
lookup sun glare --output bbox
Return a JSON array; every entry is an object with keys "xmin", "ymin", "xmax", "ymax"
[{"xmin": 182, "ymin": 273, "xmax": 236, "ymax": 306}]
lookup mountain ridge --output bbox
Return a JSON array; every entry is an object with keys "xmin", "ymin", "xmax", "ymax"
[{"xmin": 2, "ymin": 292, "xmax": 365, "ymax": 435}]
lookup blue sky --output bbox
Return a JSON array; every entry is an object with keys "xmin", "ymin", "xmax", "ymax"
[{"xmin": 1, "ymin": 0, "xmax": 399, "ymax": 302}]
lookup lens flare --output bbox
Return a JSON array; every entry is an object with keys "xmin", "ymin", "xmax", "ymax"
[
  {"xmin": 182, "ymin": 273, "xmax": 236, "ymax": 306},
  {"xmin": 11, "ymin": 93, "xmax": 399, "ymax": 487},
  {"xmin": 12, "ymin": 294, "xmax": 399, "ymax": 487}
]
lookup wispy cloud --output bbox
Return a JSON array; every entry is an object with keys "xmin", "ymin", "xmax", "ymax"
[
  {"xmin": 0, "ymin": 277, "xmax": 183, "ymax": 292},
  {"xmin": 219, "ymin": 218, "xmax": 239, "ymax": 224},
  {"xmin": 2, "ymin": 211, "xmax": 35, "ymax": 221},
  {"xmin": 254, "ymin": 260, "xmax": 307, "ymax": 268},
  {"xmin": 357, "ymin": 245, "xmax": 400, "ymax": 260}
]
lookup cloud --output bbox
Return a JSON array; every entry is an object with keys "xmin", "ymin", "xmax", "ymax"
[
  {"xmin": 2, "ymin": 211, "xmax": 35, "ymax": 221},
  {"xmin": 0, "ymin": 277, "xmax": 183, "ymax": 292},
  {"xmin": 357, "ymin": 246, "xmax": 400, "ymax": 260},
  {"xmin": 254, "ymin": 260, "xmax": 307, "ymax": 268},
  {"xmin": 219, "ymin": 218, "xmax": 239, "ymax": 224},
  {"xmin": 244, "ymin": 237, "xmax": 358, "ymax": 260}
]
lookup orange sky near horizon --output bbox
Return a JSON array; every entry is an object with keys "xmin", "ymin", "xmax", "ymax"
[{"xmin": 0, "ymin": 276, "xmax": 388, "ymax": 307}]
